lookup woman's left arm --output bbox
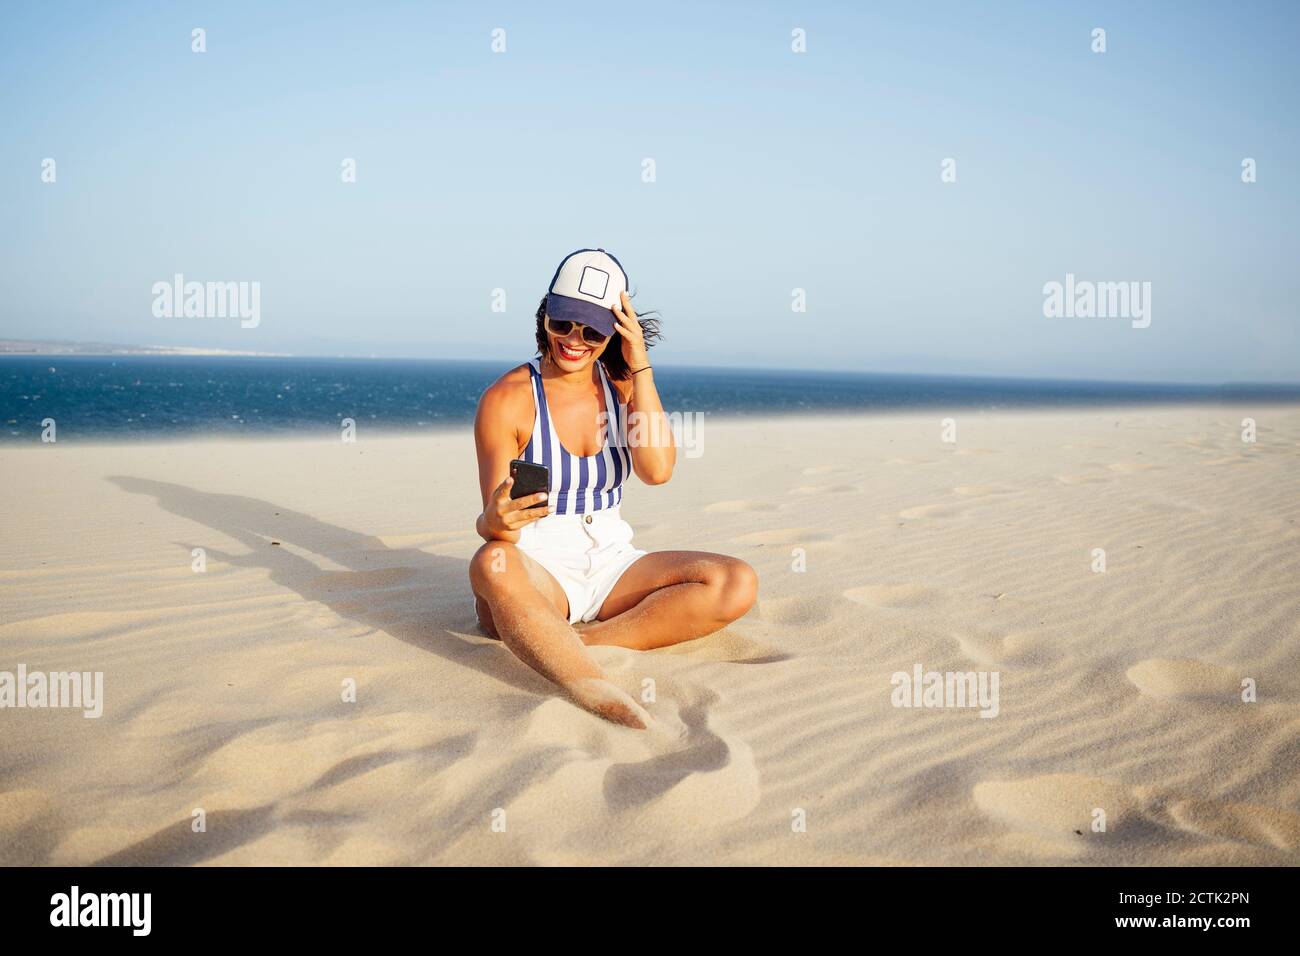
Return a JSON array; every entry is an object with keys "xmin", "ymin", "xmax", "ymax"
[{"xmin": 612, "ymin": 291, "xmax": 675, "ymax": 485}]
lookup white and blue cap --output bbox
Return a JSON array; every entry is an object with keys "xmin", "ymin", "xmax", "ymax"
[{"xmin": 545, "ymin": 248, "xmax": 628, "ymax": 339}]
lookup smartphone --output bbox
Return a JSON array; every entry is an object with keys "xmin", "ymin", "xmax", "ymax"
[{"xmin": 509, "ymin": 459, "xmax": 550, "ymax": 510}]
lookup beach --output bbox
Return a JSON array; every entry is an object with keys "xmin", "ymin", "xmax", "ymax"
[{"xmin": 2, "ymin": 403, "xmax": 1298, "ymax": 866}]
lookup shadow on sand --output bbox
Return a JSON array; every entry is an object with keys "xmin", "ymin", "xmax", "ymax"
[{"xmin": 109, "ymin": 476, "xmax": 549, "ymax": 699}]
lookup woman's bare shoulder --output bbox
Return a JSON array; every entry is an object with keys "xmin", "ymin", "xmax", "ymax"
[{"xmin": 476, "ymin": 363, "xmax": 535, "ymax": 424}]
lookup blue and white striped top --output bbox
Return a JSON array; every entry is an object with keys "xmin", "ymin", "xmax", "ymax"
[{"xmin": 521, "ymin": 357, "xmax": 631, "ymax": 515}]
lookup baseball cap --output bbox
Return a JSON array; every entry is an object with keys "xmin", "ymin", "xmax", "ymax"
[{"xmin": 545, "ymin": 248, "xmax": 628, "ymax": 339}]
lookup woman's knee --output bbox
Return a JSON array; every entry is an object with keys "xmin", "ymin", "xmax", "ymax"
[
  {"xmin": 712, "ymin": 557, "xmax": 758, "ymax": 622},
  {"xmin": 469, "ymin": 541, "xmax": 516, "ymax": 592}
]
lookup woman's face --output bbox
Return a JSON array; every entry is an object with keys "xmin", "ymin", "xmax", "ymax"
[{"xmin": 546, "ymin": 317, "xmax": 611, "ymax": 371}]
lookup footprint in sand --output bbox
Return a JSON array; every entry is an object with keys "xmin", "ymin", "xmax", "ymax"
[
  {"xmin": 601, "ymin": 680, "xmax": 760, "ymax": 824},
  {"xmin": 955, "ymin": 629, "xmax": 1054, "ymax": 666},
  {"xmin": 973, "ymin": 773, "xmax": 1144, "ymax": 843},
  {"xmin": 1125, "ymin": 658, "xmax": 1251, "ymax": 703},
  {"xmin": 703, "ymin": 499, "xmax": 779, "ymax": 514},
  {"xmin": 975, "ymin": 773, "xmax": 1300, "ymax": 854},
  {"xmin": 843, "ymin": 583, "xmax": 942, "ymax": 609},
  {"xmin": 516, "ymin": 677, "xmax": 761, "ymax": 832},
  {"xmin": 1166, "ymin": 797, "xmax": 1300, "ymax": 852}
]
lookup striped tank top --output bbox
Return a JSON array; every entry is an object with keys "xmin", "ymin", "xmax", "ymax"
[{"xmin": 521, "ymin": 357, "xmax": 631, "ymax": 515}]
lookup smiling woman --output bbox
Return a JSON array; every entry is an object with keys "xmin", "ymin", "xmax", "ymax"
[{"xmin": 467, "ymin": 248, "xmax": 759, "ymax": 728}]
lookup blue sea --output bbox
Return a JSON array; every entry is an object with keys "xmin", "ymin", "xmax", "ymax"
[{"xmin": 2, "ymin": 355, "xmax": 1298, "ymax": 442}]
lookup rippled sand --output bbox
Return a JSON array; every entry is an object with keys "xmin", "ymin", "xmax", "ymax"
[{"xmin": 2, "ymin": 404, "xmax": 1297, "ymax": 865}]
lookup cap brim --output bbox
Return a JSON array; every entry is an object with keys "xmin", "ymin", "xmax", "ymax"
[{"xmin": 545, "ymin": 293, "xmax": 617, "ymax": 337}]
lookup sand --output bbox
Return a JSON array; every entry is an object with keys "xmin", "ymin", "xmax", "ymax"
[{"xmin": 1, "ymin": 404, "xmax": 1298, "ymax": 866}]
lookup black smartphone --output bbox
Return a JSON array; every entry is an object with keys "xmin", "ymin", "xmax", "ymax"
[{"xmin": 509, "ymin": 459, "xmax": 549, "ymax": 510}]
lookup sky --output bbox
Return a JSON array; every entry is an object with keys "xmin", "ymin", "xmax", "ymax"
[{"xmin": 1, "ymin": 0, "xmax": 1297, "ymax": 383}]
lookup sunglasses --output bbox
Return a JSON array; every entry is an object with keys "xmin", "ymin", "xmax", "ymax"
[{"xmin": 546, "ymin": 316, "xmax": 609, "ymax": 346}]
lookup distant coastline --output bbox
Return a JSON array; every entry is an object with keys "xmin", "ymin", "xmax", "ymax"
[{"xmin": 0, "ymin": 339, "xmax": 286, "ymax": 357}]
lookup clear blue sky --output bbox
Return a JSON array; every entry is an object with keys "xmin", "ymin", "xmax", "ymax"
[{"xmin": 1, "ymin": 0, "xmax": 1297, "ymax": 382}]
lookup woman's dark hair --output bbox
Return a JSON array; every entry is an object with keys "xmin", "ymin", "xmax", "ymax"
[{"xmin": 534, "ymin": 294, "xmax": 662, "ymax": 381}]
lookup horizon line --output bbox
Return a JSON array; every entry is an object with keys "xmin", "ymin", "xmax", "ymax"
[{"xmin": 3, "ymin": 339, "xmax": 1299, "ymax": 391}]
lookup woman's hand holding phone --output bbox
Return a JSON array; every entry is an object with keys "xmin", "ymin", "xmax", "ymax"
[{"xmin": 480, "ymin": 475, "xmax": 548, "ymax": 541}]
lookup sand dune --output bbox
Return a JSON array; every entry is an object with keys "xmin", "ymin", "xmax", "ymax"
[{"xmin": 1, "ymin": 404, "xmax": 1298, "ymax": 865}]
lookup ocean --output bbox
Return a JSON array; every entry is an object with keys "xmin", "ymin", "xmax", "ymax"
[{"xmin": 2, "ymin": 355, "xmax": 1298, "ymax": 442}]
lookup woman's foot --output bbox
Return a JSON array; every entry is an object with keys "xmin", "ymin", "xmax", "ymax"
[{"xmin": 563, "ymin": 677, "xmax": 651, "ymax": 729}]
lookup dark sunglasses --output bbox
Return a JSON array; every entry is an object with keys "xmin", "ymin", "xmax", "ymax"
[{"xmin": 546, "ymin": 316, "xmax": 609, "ymax": 346}]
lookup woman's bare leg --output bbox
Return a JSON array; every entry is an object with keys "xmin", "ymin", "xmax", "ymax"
[
  {"xmin": 468, "ymin": 541, "xmax": 650, "ymax": 727},
  {"xmin": 579, "ymin": 551, "xmax": 758, "ymax": 651}
]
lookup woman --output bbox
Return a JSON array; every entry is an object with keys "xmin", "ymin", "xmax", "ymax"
[{"xmin": 469, "ymin": 249, "xmax": 758, "ymax": 728}]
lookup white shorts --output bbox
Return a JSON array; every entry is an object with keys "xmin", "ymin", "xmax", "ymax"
[{"xmin": 475, "ymin": 506, "xmax": 647, "ymax": 627}]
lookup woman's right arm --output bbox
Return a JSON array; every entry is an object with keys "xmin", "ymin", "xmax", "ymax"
[{"xmin": 473, "ymin": 378, "xmax": 546, "ymax": 542}]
